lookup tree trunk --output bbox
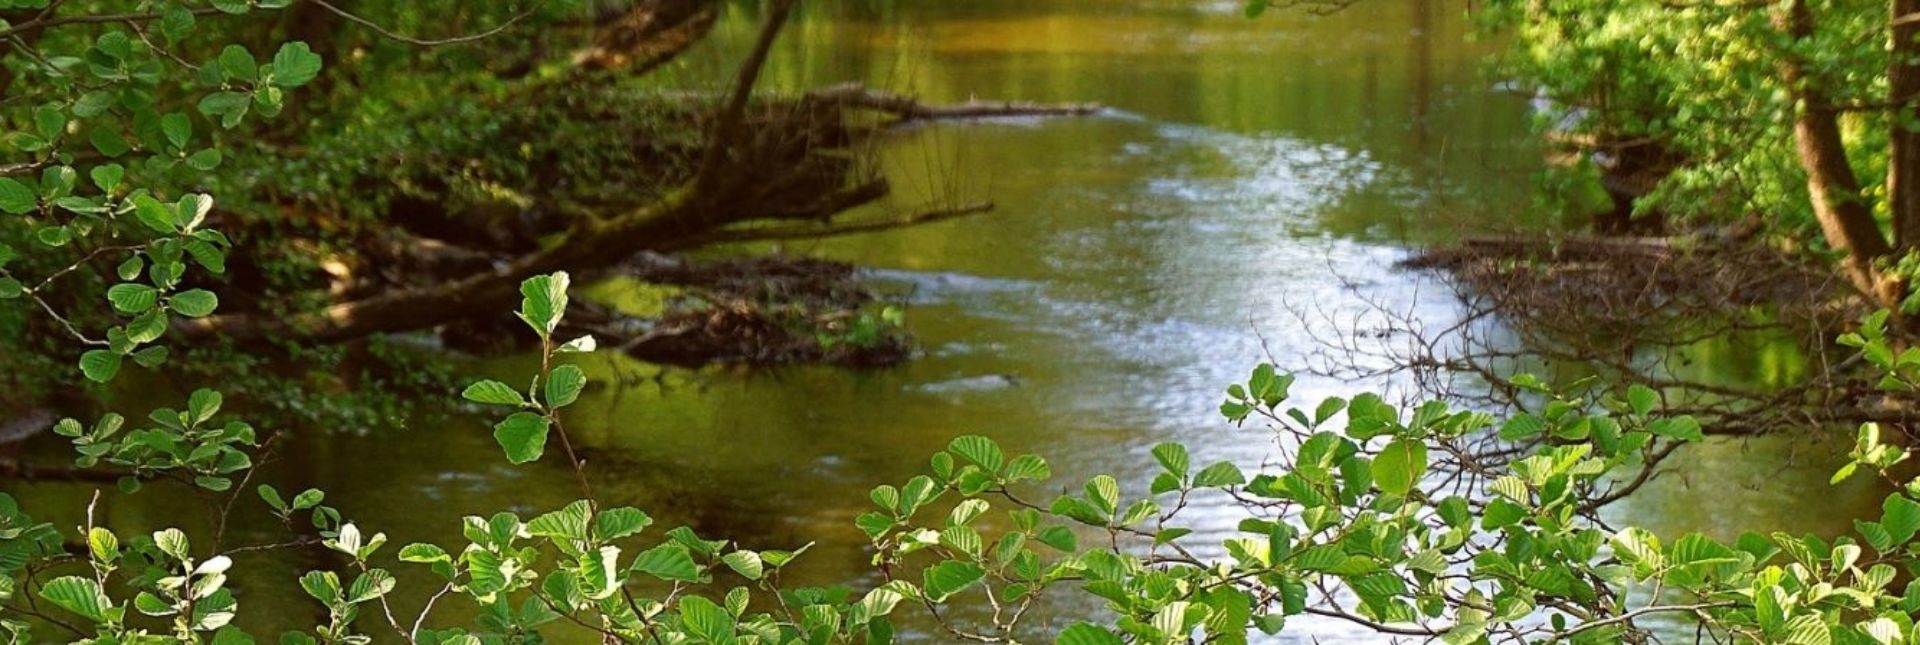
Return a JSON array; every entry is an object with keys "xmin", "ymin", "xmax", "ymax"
[
  {"xmin": 1891, "ymin": 0, "xmax": 1920, "ymax": 250},
  {"xmin": 1778, "ymin": 0, "xmax": 1899, "ymax": 306}
]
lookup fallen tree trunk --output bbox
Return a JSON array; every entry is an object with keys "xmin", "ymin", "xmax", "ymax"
[
  {"xmin": 175, "ymin": 10, "xmax": 1090, "ymax": 350},
  {"xmin": 809, "ymin": 84, "xmax": 1105, "ymax": 122}
]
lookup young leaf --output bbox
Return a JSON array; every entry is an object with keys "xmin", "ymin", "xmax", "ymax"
[
  {"xmin": 462, "ymin": 380, "xmax": 523, "ymax": 406},
  {"xmin": 1152, "ymin": 442, "xmax": 1190, "ymax": 480},
  {"xmin": 546, "ymin": 364, "xmax": 585, "ymax": 408},
  {"xmin": 517, "ymin": 272, "xmax": 570, "ymax": 337}
]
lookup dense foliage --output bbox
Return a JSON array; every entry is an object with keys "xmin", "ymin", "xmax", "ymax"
[
  {"xmin": 1473, "ymin": 0, "xmax": 1920, "ymax": 310},
  {"xmin": 14, "ymin": 268, "xmax": 1920, "ymax": 642}
]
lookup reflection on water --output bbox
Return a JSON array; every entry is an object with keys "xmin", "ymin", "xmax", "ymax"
[{"xmin": 4, "ymin": 0, "xmax": 1881, "ymax": 640}]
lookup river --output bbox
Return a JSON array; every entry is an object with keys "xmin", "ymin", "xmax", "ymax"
[{"xmin": 6, "ymin": 1, "xmax": 1885, "ymax": 641}]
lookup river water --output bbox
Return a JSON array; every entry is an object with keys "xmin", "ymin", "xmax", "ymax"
[{"xmin": 7, "ymin": 0, "xmax": 1887, "ymax": 640}]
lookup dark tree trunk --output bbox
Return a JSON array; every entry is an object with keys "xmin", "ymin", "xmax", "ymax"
[
  {"xmin": 1778, "ymin": 0, "xmax": 1900, "ymax": 306},
  {"xmin": 1891, "ymin": 0, "xmax": 1920, "ymax": 250}
]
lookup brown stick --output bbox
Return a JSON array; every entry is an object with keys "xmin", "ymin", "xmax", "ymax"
[{"xmin": 694, "ymin": 0, "xmax": 797, "ymax": 196}]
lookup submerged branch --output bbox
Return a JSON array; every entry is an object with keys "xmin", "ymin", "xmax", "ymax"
[
  {"xmin": 684, "ymin": 202, "xmax": 994, "ymax": 247},
  {"xmin": 811, "ymin": 84, "xmax": 1105, "ymax": 123}
]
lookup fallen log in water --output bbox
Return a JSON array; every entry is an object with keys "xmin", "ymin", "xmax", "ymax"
[{"xmin": 807, "ymin": 83, "xmax": 1105, "ymax": 123}]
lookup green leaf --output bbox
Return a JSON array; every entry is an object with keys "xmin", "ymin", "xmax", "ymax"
[
  {"xmin": 1035, "ymin": 526, "xmax": 1076, "ymax": 551},
  {"xmin": 1002, "ymin": 454, "xmax": 1051, "ymax": 482},
  {"xmin": 948, "ymin": 435, "xmax": 1005, "ymax": 473},
  {"xmin": 1626, "ymin": 384, "xmax": 1659, "ymax": 416},
  {"xmin": 1498, "ymin": 414, "xmax": 1545, "ymax": 441},
  {"xmin": 922, "ymin": 560, "xmax": 985, "ymax": 602},
  {"xmin": 270, "ymin": 41, "xmax": 323, "ymax": 87},
  {"xmin": 159, "ymin": 6, "xmax": 196, "ymax": 42},
  {"xmin": 630, "ymin": 543, "xmax": 700, "ymax": 582},
  {"xmin": 212, "ymin": 627, "xmax": 253, "ymax": 645},
  {"xmin": 160, "ymin": 112, "xmax": 190, "ymax": 149},
  {"xmin": 1373, "ymin": 439, "xmax": 1427, "ymax": 497},
  {"xmin": 492, "ymin": 412, "xmax": 551, "ymax": 464},
  {"xmin": 595, "ymin": 507, "xmax": 652, "ymax": 540},
  {"xmin": 291, "ymin": 488, "xmax": 324, "ymax": 509},
  {"xmin": 299, "ymin": 570, "xmax": 341, "ymax": 604},
  {"xmin": 80, "ymin": 350, "xmax": 122, "ymax": 383},
  {"xmin": 218, "ymin": 45, "xmax": 257, "ymax": 82},
  {"xmin": 722, "ymin": 551, "xmax": 764, "ymax": 580},
  {"xmin": 115, "ymin": 277, "xmax": 170, "ymax": 309},
  {"xmin": 36, "ymin": 226, "xmax": 70, "ymax": 247},
  {"xmin": 1648, "ymin": 416, "xmax": 1704, "ymax": 442},
  {"xmin": 1880, "ymin": 494, "xmax": 1920, "ymax": 546},
  {"xmin": 1152, "ymin": 442, "xmax": 1190, "ymax": 479},
  {"xmin": 527, "ymin": 500, "xmax": 592, "ymax": 541},
  {"xmin": 134, "ymin": 591, "xmax": 173, "ymax": 617},
  {"xmin": 1084, "ymin": 475, "xmax": 1120, "ymax": 515},
  {"xmin": 1058, "ymin": 623, "xmax": 1125, "ymax": 645},
  {"xmin": 258, "ymin": 485, "xmax": 288, "ymax": 511},
  {"xmin": 87, "ymin": 527, "xmax": 118, "ymax": 563},
  {"xmin": 1193, "ymin": 461, "xmax": 1246, "ymax": 488},
  {"xmin": 322, "ymin": 571, "xmax": 371, "ymax": 603},
  {"xmin": 169, "ymin": 289, "xmax": 218, "ymax": 317},
  {"xmin": 517, "ymin": 272, "xmax": 570, "ymax": 337},
  {"xmin": 677, "ymin": 596, "xmax": 734, "ymax": 642},
  {"xmin": 90, "ymin": 127, "xmax": 131, "ymax": 157},
  {"xmin": 398, "ymin": 543, "xmax": 449, "ymax": 564},
  {"xmin": 154, "ymin": 528, "xmax": 190, "ymax": 561},
  {"xmin": 31, "ymin": 105, "xmax": 63, "ymax": 142},
  {"xmin": 132, "ymin": 195, "xmax": 179, "ymax": 234},
  {"xmin": 0, "ymin": 178, "xmax": 36, "ymax": 214},
  {"xmin": 177, "ymin": 194, "xmax": 213, "ymax": 231},
  {"xmin": 546, "ymin": 364, "xmax": 585, "ymax": 408},
  {"xmin": 462, "ymin": 380, "xmax": 523, "ymax": 406},
  {"xmin": 186, "ymin": 148, "xmax": 223, "ymax": 171},
  {"xmin": 39, "ymin": 577, "xmax": 109, "ymax": 621},
  {"xmin": 197, "ymin": 92, "xmax": 251, "ymax": 128}
]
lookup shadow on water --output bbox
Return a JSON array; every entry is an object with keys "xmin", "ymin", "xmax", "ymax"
[{"xmin": 4, "ymin": 0, "xmax": 1884, "ymax": 640}]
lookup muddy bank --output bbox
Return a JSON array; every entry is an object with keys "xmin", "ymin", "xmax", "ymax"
[
  {"xmin": 445, "ymin": 253, "xmax": 913, "ymax": 368},
  {"xmin": 1401, "ymin": 232, "xmax": 1850, "ymax": 332}
]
